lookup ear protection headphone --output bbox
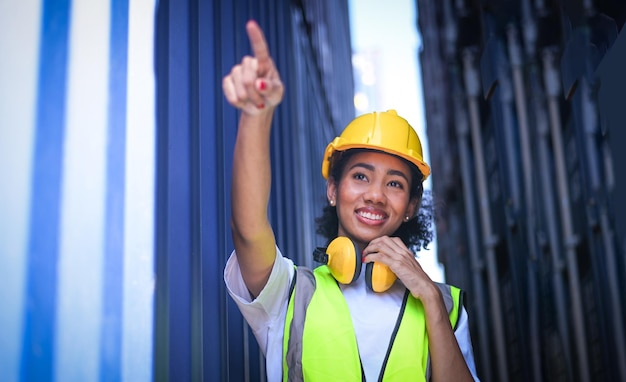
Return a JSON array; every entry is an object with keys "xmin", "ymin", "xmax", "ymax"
[{"xmin": 313, "ymin": 236, "xmax": 397, "ymax": 292}]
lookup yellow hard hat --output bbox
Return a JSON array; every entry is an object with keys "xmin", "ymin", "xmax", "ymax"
[{"xmin": 321, "ymin": 110, "xmax": 430, "ymax": 180}]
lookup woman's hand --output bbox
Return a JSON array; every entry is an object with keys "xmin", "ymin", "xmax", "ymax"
[
  {"xmin": 362, "ymin": 236, "xmax": 439, "ymax": 301},
  {"xmin": 363, "ymin": 236, "xmax": 474, "ymax": 381},
  {"xmin": 222, "ymin": 20, "xmax": 284, "ymax": 116}
]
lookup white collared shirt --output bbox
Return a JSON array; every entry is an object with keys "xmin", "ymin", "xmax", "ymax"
[{"xmin": 224, "ymin": 247, "xmax": 481, "ymax": 381}]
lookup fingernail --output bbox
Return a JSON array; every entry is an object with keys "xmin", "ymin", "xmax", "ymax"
[
  {"xmin": 258, "ymin": 80, "xmax": 267, "ymax": 91},
  {"xmin": 257, "ymin": 103, "xmax": 265, "ymax": 109}
]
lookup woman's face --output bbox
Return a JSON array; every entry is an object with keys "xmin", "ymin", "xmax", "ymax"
[{"xmin": 327, "ymin": 151, "xmax": 419, "ymax": 250}]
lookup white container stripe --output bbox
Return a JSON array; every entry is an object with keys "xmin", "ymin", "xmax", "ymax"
[
  {"xmin": 122, "ymin": 0, "xmax": 156, "ymax": 380},
  {"xmin": 0, "ymin": 2, "xmax": 41, "ymax": 381},
  {"xmin": 55, "ymin": 0, "xmax": 111, "ymax": 380}
]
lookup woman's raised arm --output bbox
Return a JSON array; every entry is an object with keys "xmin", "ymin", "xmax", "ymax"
[{"xmin": 223, "ymin": 20, "xmax": 284, "ymax": 297}]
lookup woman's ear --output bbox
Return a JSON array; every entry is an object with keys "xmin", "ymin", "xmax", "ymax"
[
  {"xmin": 327, "ymin": 177, "xmax": 338, "ymax": 205},
  {"xmin": 406, "ymin": 195, "xmax": 421, "ymax": 218}
]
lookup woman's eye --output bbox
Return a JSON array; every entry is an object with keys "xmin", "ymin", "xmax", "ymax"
[
  {"xmin": 352, "ymin": 172, "xmax": 367, "ymax": 181},
  {"xmin": 388, "ymin": 180, "xmax": 404, "ymax": 189}
]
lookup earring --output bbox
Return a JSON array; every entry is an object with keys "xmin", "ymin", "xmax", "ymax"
[
  {"xmin": 329, "ymin": 200, "xmax": 335, "ymax": 206},
  {"xmin": 404, "ymin": 216, "xmax": 410, "ymax": 222}
]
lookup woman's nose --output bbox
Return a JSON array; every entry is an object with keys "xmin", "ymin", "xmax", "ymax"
[{"xmin": 363, "ymin": 182, "xmax": 386, "ymax": 204}]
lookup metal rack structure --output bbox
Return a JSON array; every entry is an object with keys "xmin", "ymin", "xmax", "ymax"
[{"xmin": 418, "ymin": 1, "xmax": 626, "ymax": 381}]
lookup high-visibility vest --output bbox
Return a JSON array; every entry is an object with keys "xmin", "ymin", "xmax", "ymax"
[{"xmin": 283, "ymin": 265, "xmax": 462, "ymax": 381}]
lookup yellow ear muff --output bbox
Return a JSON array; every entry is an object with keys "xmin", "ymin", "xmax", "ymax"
[
  {"xmin": 313, "ymin": 236, "xmax": 398, "ymax": 291},
  {"xmin": 313, "ymin": 236, "xmax": 360, "ymax": 284},
  {"xmin": 365, "ymin": 262, "xmax": 397, "ymax": 293}
]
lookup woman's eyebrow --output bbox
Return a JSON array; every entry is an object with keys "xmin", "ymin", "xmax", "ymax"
[
  {"xmin": 387, "ymin": 169, "xmax": 410, "ymax": 183},
  {"xmin": 348, "ymin": 162, "xmax": 374, "ymax": 172}
]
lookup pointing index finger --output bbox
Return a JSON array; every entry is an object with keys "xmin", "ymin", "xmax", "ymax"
[{"xmin": 246, "ymin": 20, "xmax": 271, "ymax": 76}]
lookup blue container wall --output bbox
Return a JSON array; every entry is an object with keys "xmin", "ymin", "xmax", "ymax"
[
  {"xmin": 0, "ymin": 0, "xmax": 353, "ymax": 381},
  {"xmin": 1, "ymin": 1, "xmax": 156, "ymax": 381},
  {"xmin": 154, "ymin": 0, "xmax": 354, "ymax": 380}
]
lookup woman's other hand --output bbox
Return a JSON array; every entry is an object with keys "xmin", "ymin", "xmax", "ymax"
[{"xmin": 222, "ymin": 20, "xmax": 284, "ymax": 116}]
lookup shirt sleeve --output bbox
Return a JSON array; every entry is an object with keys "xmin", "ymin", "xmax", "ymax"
[
  {"xmin": 454, "ymin": 307, "xmax": 481, "ymax": 381},
  {"xmin": 223, "ymin": 246, "xmax": 294, "ymax": 355}
]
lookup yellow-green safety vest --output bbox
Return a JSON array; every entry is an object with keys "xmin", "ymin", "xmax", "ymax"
[{"xmin": 283, "ymin": 265, "xmax": 462, "ymax": 381}]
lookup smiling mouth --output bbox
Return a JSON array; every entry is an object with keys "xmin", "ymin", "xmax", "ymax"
[{"xmin": 357, "ymin": 211, "xmax": 386, "ymax": 221}]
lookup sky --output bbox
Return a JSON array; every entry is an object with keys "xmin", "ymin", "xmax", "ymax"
[{"xmin": 349, "ymin": 0, "xmax": 445, "ymax": 282}]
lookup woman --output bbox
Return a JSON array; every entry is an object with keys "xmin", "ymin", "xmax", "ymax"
[{"xmin": 223, "ymin": 20, "xmax": 479, "ymax": 381}]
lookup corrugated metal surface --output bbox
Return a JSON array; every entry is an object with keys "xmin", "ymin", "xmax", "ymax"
[
  {"xmin": 0, "ymin": 0, "xmax": 156, "ymax": 380},
  {"xmin": 154, "ymin": 0, "xmax": 354, "ymax": 380},
  {"xmin": 1, "ymin": 0, "xmax": 353, "ymax": 381},
  {"xmin": 417, "ymin": 1, "xmax": 626, "ymax": 381}
]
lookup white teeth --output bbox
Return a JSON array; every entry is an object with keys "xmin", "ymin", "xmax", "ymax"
[{"xmin": 359, "ymin": 211, "xmax": 384, "ymax": 221}]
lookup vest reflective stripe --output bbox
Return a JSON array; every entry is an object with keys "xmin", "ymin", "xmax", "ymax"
[
  {"xmin": 417, "ymin": 283, "xmax": 462, "ymax": 380},
  {"xmin": 284, "ymin": 266, "xmax": 462, "ymax": 381},
  {"xmin": 283, "ymin": 267, "xmax": 318, "ymax": 380}
]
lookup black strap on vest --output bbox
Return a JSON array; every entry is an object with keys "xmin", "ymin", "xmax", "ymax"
[{"xmin": 377, "ymin": 289, "xmax": 411, "ymax": 381}]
